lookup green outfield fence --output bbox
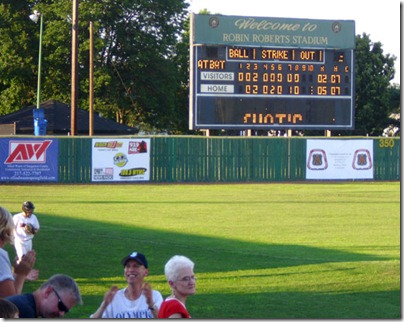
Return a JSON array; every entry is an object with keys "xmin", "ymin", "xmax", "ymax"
[{"xmin": 52, "ymin": 136, "xmax": 400, "ymax": 183}]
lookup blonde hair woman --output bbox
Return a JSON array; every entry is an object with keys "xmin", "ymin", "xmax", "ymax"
[{"xmin": 0, "ymin": 206, "xmax": 36, "ymax": 297}]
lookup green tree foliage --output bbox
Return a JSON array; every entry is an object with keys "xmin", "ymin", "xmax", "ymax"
[
  {"xmin": 352, "ymin": 33, "xmax": 397, "ymax": 136},
  {"xmin": 0, "ymin": 4, "xmax": 400, "ymax": 135},
  {"xmin": 0, "ymin": 1, "xmax": 37, "ymax": 114},
  {"xmin": 302, "ymin": 32, "xmax": 398, "ymax": 137},
  {"xmin": 0, "ymin": 0, "xmax": 189, "ymax": 132},
  {"xmin": 78, "ymin": 0, "xmax": 190, "ymax": 131},
  {"xmin": 388, "ymin": 83, "xmax": 401, "ymax": 112}
]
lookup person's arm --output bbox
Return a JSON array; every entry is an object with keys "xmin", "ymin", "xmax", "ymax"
[
  {"xmin": 0, "ymin": 279, "xmax": 19, "ymax": 298},
  {"xmin": 160, "ymin": 299, "xmax": 189, "ymax": 319},
  {"xmin": 90, "ymin": 285, "xmax": 119, "ymax": 318},
  {"xmin": 149, "ymin": 303, "xmax": 159, "ymax": 318},
  {"xmin": 33, "ymin": 216, "xmax": 40, "ymax": 234},
  {"xmin": 13, "ymin": 250, "xmax": 36, "ymax": 294},
  {"xmin": 0, "ymin": 250, "xmax": 36, "ymax": 297},
  {"xmin": 143, "ymin": 282, "xmax": 159, "ymax": 318}
]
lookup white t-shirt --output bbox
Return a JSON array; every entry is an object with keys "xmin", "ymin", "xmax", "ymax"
[
  {"xmin": 102, "ymin": 288, "xmax": 163, "ymax": 318},
  {"xmin": 13, "ymin": 212, "xmax": 40, "ymax": 242},
  {"xmin": 0, "ymin": 248, "xmax": 14, "ymax": 282}
]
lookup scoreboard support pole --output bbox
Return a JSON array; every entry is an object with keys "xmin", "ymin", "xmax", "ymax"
[{"xmin": 201, "ymin": 129, "xmax": 210, "ymax": 137}]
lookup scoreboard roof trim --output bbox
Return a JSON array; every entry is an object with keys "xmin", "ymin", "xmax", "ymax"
[{"xmin": 191, "ymin": 14, "xmax": 355, "ymax": 49}]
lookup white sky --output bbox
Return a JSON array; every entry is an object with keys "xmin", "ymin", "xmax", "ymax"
[{"xmin": 187, "ymin": 0, "xmax": 401, "ymax": 85}]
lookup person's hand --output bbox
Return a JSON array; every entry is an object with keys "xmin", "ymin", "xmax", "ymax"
[
  {"xmin": 26, "ymin": 269, "xmax": 39, "ymax": 281},
  {"xmin": 90, "ymin": 285, "xmax": 119, "ymax": 318},
  {"xmin": 14, "ymin": 250, "xmax": 36, "ymax": 276},
  {"xmin": 142, "ymin": 282, "xmax": 153, "ymax": 307},
  {"xmin": 24, "ymin": 223, "xmax": 36, "ymax": 234}
]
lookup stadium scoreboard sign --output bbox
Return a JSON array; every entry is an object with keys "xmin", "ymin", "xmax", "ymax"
[{"xmin": 189, "ymin": 14, "xmax": 356, "ymax": 130}]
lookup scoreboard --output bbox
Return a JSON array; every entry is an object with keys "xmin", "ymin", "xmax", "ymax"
[
  {"xmin": 190, "ymin": 14, "xmax": 356, "ymax": 130},
  {"xmin": 194, "ymin": 45, "xmax": 353, "ymax": 128}
]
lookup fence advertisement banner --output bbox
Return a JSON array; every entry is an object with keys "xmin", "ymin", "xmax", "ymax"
[
  {"xmin": 92, "ymin": 138, "xmax": 150, "ymax": 182},
  {"xmin": 306, "ymin": 139, "xmax": 374, "ymax": 180},
  {"xmin": 0, "ymin": 138, "xmax": 59, "ymax": 182}
]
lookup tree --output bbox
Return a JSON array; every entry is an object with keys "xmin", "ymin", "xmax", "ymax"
[
  {"xmin": 0, "ymin": 5, "xmax": 400, "ymax": 136},
  {"xmin": 0, "ymin": 0, "xmax": 189, "ymax": 133},
  {"xmin": 305, "ymin": 33, "xmax": 398, "ymax": 137},
  {"xmin": 78, "ymin": 0, "xmax": 190, "ymax": 132},
  {"xmin": 0, "ymin": 1, "xmax": 38, "ymax": 114},
  {"xmin": 171, "ymin": 13, "xmax": 193, "ymax": 134},
  {"xmin": 351, "ymin": 33, "xmax": 397, "ymax": 136}
]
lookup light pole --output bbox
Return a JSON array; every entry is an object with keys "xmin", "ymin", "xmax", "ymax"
[{"xmin": 29, "ymin": 10, "xmax": 43, "ymax": 109}]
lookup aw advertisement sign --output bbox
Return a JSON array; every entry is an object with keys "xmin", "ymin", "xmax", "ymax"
[
  {"xmin": 92, "ymin": 139, "xmax": 150, "ymax": 182},
  {"xmin": 0, "ymin": 138, "xmax": 59, "ymax": 182},
  {"xmin": 306, "ymin": 139, "xmax": 374, "ymax": 180}
]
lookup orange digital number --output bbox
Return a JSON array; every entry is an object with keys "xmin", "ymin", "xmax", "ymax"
[
  {"xmin": 331, "ymin": 86, "xmax": 341, "ymax": 95},
  {"xmin": 317, "ymin": 86, "xmax": 327, "ymax": 95},
  {"xmin": 317, "ymin": 74, "xmax": 327, "ymax": 83}
]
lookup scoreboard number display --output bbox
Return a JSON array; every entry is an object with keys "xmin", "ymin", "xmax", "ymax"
[{"xmin": 190, "ymin": 14, "xmax": 356, "ymax": 130}]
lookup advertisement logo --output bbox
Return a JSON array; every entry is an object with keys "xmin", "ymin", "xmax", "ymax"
[
  {"xmin": 119, "ymin": 167, "xmax": 147, "ymax": 177},
  {"xmin": 5, "ymin": 140, "xmax": 53, "ymax": 164},
  {"xmin": 94, "ymin": 141, "xmax": 123, "ymax": 149},
  {"xmin": 91, "ymin": 138, "xmax": 151, "ymax": 182},
  {"xmin": 93, "ymin": 168, "xmax": 114, "ymax": 180},
  {"xmin": 352, "ymin": 149, "xmax": 372, "ymax": 170},
  {"xmin": 113, "ymin": 153, "xmax": 128, "ymax": 167},
  {"xmin": 307, "ymin": 149, "xmax": 328, "ymax": 170},
  {"xmin": 128, "ymin": 141, "xmax": 147, "ymax": 154}
]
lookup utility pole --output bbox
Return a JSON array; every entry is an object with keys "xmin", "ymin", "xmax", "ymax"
[
  {"xmin": 89, "ymin": 21, "xmax": 94, "ymax": 136},
  {"xmin": 71, "ymin": 0, "xmax": 78, "ymax": 136}
]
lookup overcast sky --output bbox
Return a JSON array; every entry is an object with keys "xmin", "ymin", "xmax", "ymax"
[{"xmin": 187, "ymin": 0, "xmax": 401, "ymax": 85}]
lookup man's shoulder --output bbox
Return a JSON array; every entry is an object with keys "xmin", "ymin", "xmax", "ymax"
[
  {"xmin": 152, "ymin": 289, "xmax": 163, "ymax": 299},
  {"xmin": 6, "ymin": 293, "xmax": 35, "ymax": 305},
  {"xmin": 30, "ymin": 214, "xmax": 39, "ymax": 222},
  {"xmin": 7, "ymin": 293, "xmax": 36, "ymax": 318},
  {"xmin": 0, "ymin": 248, "xmax": 8, "ymax": 257},
  {"xmin": 152, "ymin": 289, "xmax": 164, "ymax": 304}
]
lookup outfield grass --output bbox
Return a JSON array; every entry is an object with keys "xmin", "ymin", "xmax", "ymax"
[{"xmin": 1, "ymin": 182, "xmax": 400, "ymax": 318}]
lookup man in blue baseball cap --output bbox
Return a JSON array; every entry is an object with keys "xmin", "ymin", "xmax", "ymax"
[
  {"xmin": 121, "ymin": 252, "xmax": 148, "ymax": 268},
  {"xmin": 90, "ymin": 251, "xmax": 162, "ymax": 318}
]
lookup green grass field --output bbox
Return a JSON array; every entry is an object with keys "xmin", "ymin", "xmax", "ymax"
[{"xmin": 1, "ymin": 182, "xmax": 400, "ymax": 318}]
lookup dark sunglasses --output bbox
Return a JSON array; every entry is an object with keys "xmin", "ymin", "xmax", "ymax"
[{"xmin": 53, "ymin": 288, "xmax": 69, "ymax": 313}]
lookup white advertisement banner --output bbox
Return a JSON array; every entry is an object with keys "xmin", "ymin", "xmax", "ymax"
[
  {"xmin": 92, "ymin": 139, "xmax": 150, "ymax": 182},
  {"xmin": 306, "ymin": 139, "xmax": 374, "ymax": 180}
]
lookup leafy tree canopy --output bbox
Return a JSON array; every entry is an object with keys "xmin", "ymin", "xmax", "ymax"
[
  {"xmin": 352, "ymin": 33, "xmax": 397, "ymax": 136},
  {"xmin": 0, "ymin": 5, "xmax": 400, "ymax": 136},
  {"xmin": 0, "ymin": 0, "xmax": 190, "ymax": 132}
]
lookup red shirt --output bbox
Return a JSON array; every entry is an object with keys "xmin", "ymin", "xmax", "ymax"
[{"xmin": 158, "ymin": 298, "xmax": 191, "ymax": 318}]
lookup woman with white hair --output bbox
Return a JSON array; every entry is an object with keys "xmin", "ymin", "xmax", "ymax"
[
  {"xmin": 158, "ymin": 255, "xmax": 196, "ymax": 318},
  {"xmin": 0, "ymin": 206, "xmax": 36, "ymax": 298}
]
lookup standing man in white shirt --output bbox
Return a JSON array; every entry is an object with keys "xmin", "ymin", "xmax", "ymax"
[{"xmin": 90, "ymin": 251, "xmax": 163, "ymax": 318}]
